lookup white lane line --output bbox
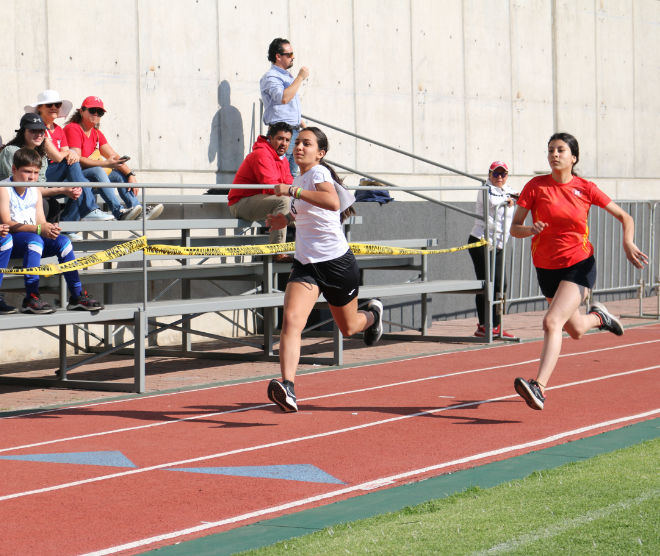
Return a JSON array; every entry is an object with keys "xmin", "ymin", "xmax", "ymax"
[
  {"xmin": 79, "ymin": 409, "xmax": 660, "ymax": 556},
  {"xmin": 1, "ymin": 344, "xmax": 658, "ymax": 455},
  {"xmin": 5, "ymin": 336, "xmax": 658, "ymax": 421},
  {"xmin": 472, "ymin": 489, "xmax": 660, "ymax": 555},
  {"xmin": 1, "ymin": 365, "xmax": 658, "ymax": 504}
]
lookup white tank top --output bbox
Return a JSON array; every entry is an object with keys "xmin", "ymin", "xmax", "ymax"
[{"xmin": 9, "ymin": 185, "xmax": 38, "ymax": 225}]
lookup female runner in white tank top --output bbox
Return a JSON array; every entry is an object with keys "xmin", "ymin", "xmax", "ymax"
[{"xmin": 265, "ymin": 127, "xmax": 383, "ymax": 412}]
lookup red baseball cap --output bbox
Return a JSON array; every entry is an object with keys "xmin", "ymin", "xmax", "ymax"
[
  {"xmin": 81, "ymin": 96, "xmax": 106, "ymax": 110},
  {"xmin": 489, "ymin": 161, "xmax": 508, "ymax": 172}
]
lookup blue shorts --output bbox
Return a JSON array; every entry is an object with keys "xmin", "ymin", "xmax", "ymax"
[
  {"xmin": 288, "ymin": 249, "xmax": 359, "ymax": 307},
  {"xmin": 535, "ymin": 255, "xmax": 596, "ymax": 299}
]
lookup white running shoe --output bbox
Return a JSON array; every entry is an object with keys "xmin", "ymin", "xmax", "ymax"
[
  {"xmin": 144, "ymin": 203, "xmax": 164, "ymax": 220},
  {"xmin": 81, "ymin": 208, "xmax": 114, "ymax": 221}
]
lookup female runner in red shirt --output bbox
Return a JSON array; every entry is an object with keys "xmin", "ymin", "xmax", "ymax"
[{"xmin": 510, "ymin": 132, "xmax": 648, "ymax": 410}]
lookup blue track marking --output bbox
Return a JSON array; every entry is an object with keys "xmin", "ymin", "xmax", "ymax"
[
  {"xmin": 0, "ymin": 450, "xmax": 137, "ymax": 468},
  {"xmin": 167, "ymin": 464, "xmax": 345, "ymax": 484}
]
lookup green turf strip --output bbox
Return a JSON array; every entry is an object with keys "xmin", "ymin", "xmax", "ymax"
[{"xmin": 145, "ymin": 417, "xmax": 659, "ymax": 556}]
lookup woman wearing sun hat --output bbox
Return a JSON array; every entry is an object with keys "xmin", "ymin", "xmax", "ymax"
[
  {"xmin": 467, "ymin": 161, "xmax": 518, "ymax": 339},
  {"xmin": 23, "ymin": 90, "xmax": 112, "ymax": 222}
]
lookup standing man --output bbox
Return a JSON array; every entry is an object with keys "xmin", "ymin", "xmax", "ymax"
[
  {"xmin": 260, "ymin": 37, "xmax": 309, "ymax": 176},
  {"xmin": 228, "ymin": 122, "xmax": 294, "ymax": 262}
]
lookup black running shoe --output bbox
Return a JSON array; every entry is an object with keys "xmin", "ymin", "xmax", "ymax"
[
  {"xmin": 363, "ymin": 299, "xmax": 383, "ymax": 346},
  {"xmin": 267, "ymin": 379, "xmax": 298, "ymax": 412},
  {"xmin": 21, "ymin": 293, "xmax": 55, "ymax": 315},
  {"xmin": 0, "ymin": 295, "xmax": 17, "ymax": 315},
  {"xmin": 67, "ymin": 290, "xmax": 104, "ymax": 311},
  {"xmin": 514, "ymin": 377, "xmax": 545, "ymax": 410},
  {"xmin": 589, "ymin": 302, "xmax": 623, "ymax": 336}
]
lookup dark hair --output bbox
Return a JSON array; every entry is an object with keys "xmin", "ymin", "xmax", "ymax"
[
  {"xmin": 548, "ymin": 132, "xmax": 579, "ymax": 175},
  {"xmin": 12, "ymin": 147, "xmax": 43, "ymax": 170},
  {"xmin": 65, "ymin": 107, "xmax": 100, "ymax": 129},
  {"xmin": 1, "ymin": 128, "xmax": 46, "ymax": 158},
  {"xmin": 267, "ymin": 38, "xmax": 290, "ymax": 64},
  {"xmin": 300, "ymin": 126, "xmax": 356, "ymax": 222},
  {"xmin": 267, "ymin": 122, "xmax": 293, "ymax": 138}
]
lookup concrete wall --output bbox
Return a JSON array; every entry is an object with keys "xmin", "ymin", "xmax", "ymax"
[{"xmin": 1, "ymin": 0, "xmax": 658, "ymax": 199}]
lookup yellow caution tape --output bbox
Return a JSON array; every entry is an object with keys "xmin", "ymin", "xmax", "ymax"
[
  {"xmin": 0, "ymin": 236, "xmax": 147, "ymax": 276},
  {"xmin": 0, "ymin": 237, "xmax": 486, "ymax": 276}
]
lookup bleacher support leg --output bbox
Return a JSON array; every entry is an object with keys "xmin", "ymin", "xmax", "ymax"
[
  {"xmin": 333, "ymin": 324, "xmax": 343, "ymax": 365},
  {"xmin": 58, "ymin": 324, "xmax": 67, "ymax": 380},
  {"xmin": 134, "ymin": 308, "xmax": 146, "ymax": 393}
]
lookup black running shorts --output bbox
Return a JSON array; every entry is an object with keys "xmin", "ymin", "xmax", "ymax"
[
  {"xmin": 288, "ymin": 249, "xmax": 360, "ymax": 307},
  {"xmin": 535, "ymin": 255, "xmax": 596, "ymax": 299}
]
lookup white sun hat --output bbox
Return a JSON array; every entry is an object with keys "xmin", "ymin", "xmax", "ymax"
[{"xmin": 24, "ymin": 90, "xmax": 73, "ymax": 119}]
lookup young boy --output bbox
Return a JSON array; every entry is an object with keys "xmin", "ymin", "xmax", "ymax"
[{"xmin": 0, "ymin": 147, "xmax": 103, "ymax": 314}]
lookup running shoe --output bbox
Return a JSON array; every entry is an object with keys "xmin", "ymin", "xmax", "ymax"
[
  {"xmin": 21, "ymin": 294, "xmax": 56, "ymax": 315},
  {"xmin": 474, "ymin": 324, "xmax": 486, "ymax": 337},
  {"xmin": 363, "ymin": 299, "xmax": 383, "ymax": 346},
  {"xmin": 588, "ymin": 302, "xmax": 623, "ymax": 336},
  {"xmin": 81, "ymin": 208, "xmax": 114, "ymax": 221},
  {"xmin": 118, "ymin": 205, "xmax": 142, "ymax": 221},
  {"xmin": 493, "ymin": 325, "xmax": 515, "ymax": 338},
  {"xmin": 514, "ymin": 377, "xmax": 545, "ymax": 410},
  {"xmin": 0, "ymin": 295, "xmax": 17, "ymax": 315},
  {"xmin": 144, "ymin": 203, "xmax": 164, "ymax": 220},
  {"xmin": 67, "ymin": 290, "xmax": 104, "ymax": 312},
  {"xmin": 267, "ymin": 379, "xmax": 298, "ymax": 412}
]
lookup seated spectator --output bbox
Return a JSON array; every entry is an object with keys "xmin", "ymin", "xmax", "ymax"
[
  {"xmin": 64, "ymin": 96, "xmax": 162, "ymax": 220},
  {"xmin": 225, "ymin": 122, "xmax": 294, "ymax": 262},
  {"xmin": 23, "ymin": 90, "xmax": 113, "ymax": 223},
  {"xmin": 0, "ymin": 222, "xmax": 15, "ymax": 314},
  {"xmin": 0, "ymin": 148, "xmax": 103, "ymax": 314},
  {"xmin": 0, "ymin": 114, "xmax": 105, "ymax": 225}
]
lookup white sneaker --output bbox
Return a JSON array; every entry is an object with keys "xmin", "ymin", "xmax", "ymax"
[
  {"xmin": 144, "ymin": 203, "xmax": 164, "ymax": 220},
  {"xmin": 81, "ymin": 208, "xmax": 114, "ymax": 221},
  {"xmin": 118, "ymin": 205, "xmax": 142, "ymax": 220}
]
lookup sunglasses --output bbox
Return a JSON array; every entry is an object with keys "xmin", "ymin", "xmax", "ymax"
[
  {"xmin": 27, "ymin": 128, "xmax": 46, "ymax": 135},
  {"xmin": 280, "ymin": 51, "xmax": 294, "ymax": 57},
  {"xmin": 42, "ymin": 102, "xmax": 63, "ymax": 108},
  {"xmin": 492, "ymin": 171, "xmax": 508, "ymax": 178},
  {"xmin": 85, "ymin": 107, "xmax": 106, "ymax": 116}
]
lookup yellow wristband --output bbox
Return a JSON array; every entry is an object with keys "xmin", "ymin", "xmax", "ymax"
[
  {"xmin": 36, "ymin": 224, "xmax": 42, "ymax": 236},
  {"xmin": 295, "ymin": 188, "xmax": 303, "ymax": 199}
]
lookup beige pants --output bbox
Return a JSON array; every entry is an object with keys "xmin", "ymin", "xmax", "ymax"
[{"xmin": 229, "ymin": 194, "xmax": 290, "ymax": 244}]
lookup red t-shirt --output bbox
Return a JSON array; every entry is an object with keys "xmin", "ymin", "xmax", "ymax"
[
  {"xmin": 64, "ymin": 123, "xmax": 108, "ymax": 158},
  {"xmin": 517, "ymin": 174, "xmax": 611, "ymax": 269},
  {"xmin": 46, "ymin": 124, "xmax": 68, "ymax": 152}
]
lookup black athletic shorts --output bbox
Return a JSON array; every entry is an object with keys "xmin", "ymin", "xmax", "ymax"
[
  {"xmin": 288, "ymin": 249, "xmax": 360, "ymax": 307},
  {"xmin": 535, "ymin": 255, "xmax": 596, "ymax": 299}
]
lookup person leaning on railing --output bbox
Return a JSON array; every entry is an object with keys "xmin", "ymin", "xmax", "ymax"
[
  {"xmin": 510, "ymin": 132, "xmax": 648, "ymax": 411},
  {"xmin": 468, "ymin": 160, "xmax": 517, "ymax": 339}
]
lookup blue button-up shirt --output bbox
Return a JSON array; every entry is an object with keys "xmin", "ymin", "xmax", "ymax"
[{"xmin": 259, "ymin": 65, "xmax": 301, "ymax": 126}]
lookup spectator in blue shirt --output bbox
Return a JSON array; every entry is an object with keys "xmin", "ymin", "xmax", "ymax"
[{"xmin": 260, "ymin": 37, "xmax": 309, "ymax": 176}]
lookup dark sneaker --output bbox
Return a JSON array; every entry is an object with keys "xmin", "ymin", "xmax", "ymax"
[
  {"xmin": 589, "ymin": 302, "xmax": 623, "ymax": 336},
  {"xmin": 514, "ymin": 377, "xmax": 545, "ymax": 410},
  {"xmin": 144, "ymin": 203, "xmax": 164, "ymax": 220},
  {"xmin": 21, "ymin": 294, "xmax": 56, "ymax": 315},
  {"xmin": 67, "ymin": 290, "xmax": 104, "ymax": 311},
  {"xmin": 474, "ymin": 324, "xmax": 486, "ymax": 337},
  {"xmin": 0, "ymin": 295, "xmax": 17, "ymax": 315},
  {"xmin": 364, "ymin": 299, "xmax": 383, "ymax": 346},
  {"xmin": 267, "ymin": 379, "xmax": 298, "ymax": 412},
  {"xmin": 118, "ymin": 205, "xmax": 142, "ymax": 220}
]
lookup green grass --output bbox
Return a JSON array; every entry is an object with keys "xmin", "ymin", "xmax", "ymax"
[{"xmin": 241, "ymin": 438, "xmax": 659, "ymax": 555}]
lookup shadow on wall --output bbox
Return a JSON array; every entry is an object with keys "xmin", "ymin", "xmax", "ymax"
[{"xmin": 208, "ymin": 80, "xmax": 244, "ymax": 185}]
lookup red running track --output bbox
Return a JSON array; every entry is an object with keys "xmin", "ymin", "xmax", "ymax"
[{"xmin": 0, "ymin": 323, "xmax": 659, "ymax": 555}]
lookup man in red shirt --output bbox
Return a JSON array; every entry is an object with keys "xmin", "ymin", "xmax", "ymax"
[{"xmin": 226, "ymin": 122, "xmax": 294, "ymax": 261}]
